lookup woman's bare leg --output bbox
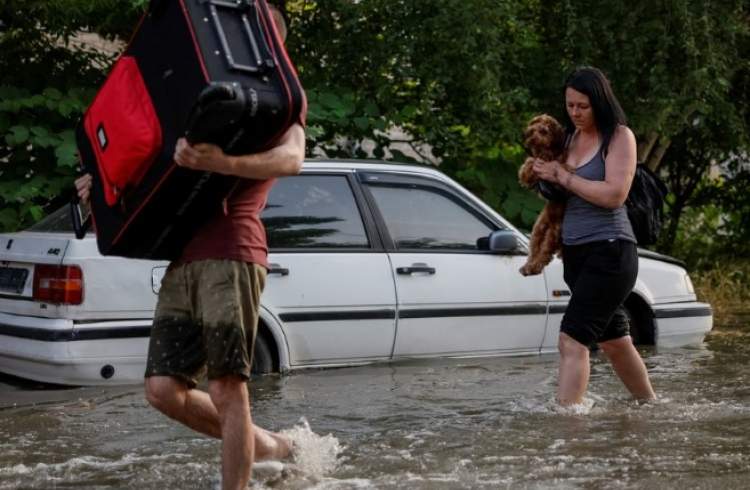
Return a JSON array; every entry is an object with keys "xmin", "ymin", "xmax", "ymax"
[
  {"xmin": 598, "ymin": 336, "xmax": 656, "ymax": 401},
  {"xmin": 557, "ymin": 332, "xmax": 591, "ymax": 405}
]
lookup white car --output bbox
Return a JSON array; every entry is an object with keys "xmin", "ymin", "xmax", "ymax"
[{"xmin": 0, "ymin": 160, "xmax": 712, "ymax": 385}]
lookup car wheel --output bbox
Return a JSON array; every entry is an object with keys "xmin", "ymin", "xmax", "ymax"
[
  {"xmin": 624, "ymin": 303, "xmax": 655, "ymax": 346},
  {"xmin": 251, "ymin": 332, "xmax": 274, "ymax": 375}
]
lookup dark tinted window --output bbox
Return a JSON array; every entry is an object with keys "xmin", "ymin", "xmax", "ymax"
[
  {"xmin": 27, "ymin": 206, "xmax": 74, "ymax": 232},
  {"xmin": 368, "ymin": 184, "xmax": 494, "ymax": 250},
  {"xmin": 262, "ymin": 175, "xmax": 370, "ymax": 249}
]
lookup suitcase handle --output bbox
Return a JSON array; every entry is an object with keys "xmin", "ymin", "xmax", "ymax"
[
  {"xmin": 203, "ymin": 0, "xmax": 275, "ymax": 74},
  {"xmin": 70, "ymin": 193, "xmax": 92, "ymax": 240}
]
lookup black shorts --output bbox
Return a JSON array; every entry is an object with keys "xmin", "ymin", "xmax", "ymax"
[{"xmin": 560, "ymin": 239, "xmax": 638, "ymax": 346}]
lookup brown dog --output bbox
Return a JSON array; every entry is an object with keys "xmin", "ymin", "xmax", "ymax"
[{"xmin": 517, "ymin": 114, "xmax": 571, "ymax": 276}]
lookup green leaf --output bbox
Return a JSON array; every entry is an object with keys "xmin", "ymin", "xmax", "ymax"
[
  {"xmin": 0, "ymin": 208, "xmax": 19, "ymax": 233},
  {"xmin": 400, "ymin": 105, "xmax": 417, "ymax": 118},
  {"xmin": 370, "ymin": 118, "xmax": 387, "ymax": 131},
  {"xmin": 305, "ymin": 125, "xmax": 325, "ymax": 139},
  {"xmin": 363, "ymin": 101, "xmax": 380, "ymax": 117},
  {"xmin": 305, "ymin": 104, "xmax": 328, "ymax": 123},
  {"xmin": 55, "ymin": 139, "xmax": 79, "ymax": 168},
  {"xmin": 353, "ymin": 117, "xmax": 370, "ymax": 131},
  {"xmin": 42, "ymin": 88, "xmax": 63, "ymax": 101},
  {"xmin": 319, "ymin": 92, "xmax": 343, "ymax": 109},
  {"xmin": 0, "ymin": 86, "xmax": 24, "ymax": 99},
  {"xmin": 6, "ymin": 125, "xmax": 30, "ymax": 145},
  {"xmin": 58, "ymin": 99, "xmax": 80, "ymax": 118},
  {"xmin": 28, "ymin": 205, "xmax": 45, "ymax": 222},
  {"xmin": 521, "ymin": 207, "xmax": 540, "ymax": 226},
  {"xmin": 22, "ymin": 95, "xmax": 46, "ymax": 108},
  {"xmin": 30, "ymin": 126, "xmax": 50, "ymax": 137},
  {"xmin": 502, "ymin": 197, "xmax": 522, "ymax": 218}
]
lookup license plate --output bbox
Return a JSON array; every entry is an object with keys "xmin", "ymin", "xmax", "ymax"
[{"xmin": 0, "ymin": 267, "xmax": 29, "ymax": 294}]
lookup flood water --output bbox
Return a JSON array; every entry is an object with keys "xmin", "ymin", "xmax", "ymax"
[{"xmin": 1, "ymin": 319, "xmax": 749, "ymax": 489}]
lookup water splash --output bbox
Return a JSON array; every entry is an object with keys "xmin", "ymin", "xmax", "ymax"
[
  {"xmin": 551, "ymin": 396, "xmax": 597, "ymax": 415},
  {"xmin": 284, "ymin": 417, "xmax": 342, "ymax": 476},
  {"xmin": 251, "ymin": 417, "xmax": 344, "ymax": 487},
  {"xmin": 507, "ymin": 394, "xmax": 603, "ymax": 415}
]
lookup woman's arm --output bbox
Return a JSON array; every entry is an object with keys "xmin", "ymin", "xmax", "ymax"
[
  {"xmin": 174, "ymin": 123, "xmax": 306, "ymax": 179},
  {"xmin": 532, "ymin": 126, "xmax": 636, "ymax": 209}
]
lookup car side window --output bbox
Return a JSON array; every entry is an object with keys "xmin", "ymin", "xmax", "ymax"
[
  {"xmin": 262, "ymin": 175, "xmax": 370, "ymax": 249},
  {"xmin": 367, "ymin": 184, "xmax": 494, "ymax": 250}
]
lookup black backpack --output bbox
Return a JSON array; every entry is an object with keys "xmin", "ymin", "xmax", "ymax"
[{"xmin": 626, "ymin": 164, "xmax": 668, "ymax": 246}]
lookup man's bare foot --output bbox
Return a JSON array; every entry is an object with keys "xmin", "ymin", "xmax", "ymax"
[{"xmin": 254, "ymin": 426, "xmax": 292, "ymax": 461}]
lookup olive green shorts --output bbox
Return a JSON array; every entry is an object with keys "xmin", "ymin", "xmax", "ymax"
[{"xmin": 144, "ymin": 259, "xmax": 266, "ymax": 387}]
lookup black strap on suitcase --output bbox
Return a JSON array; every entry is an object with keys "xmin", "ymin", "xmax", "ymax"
[{"xmin": 73, "ymin": 0, "xmax": 305, "ymax": 260}]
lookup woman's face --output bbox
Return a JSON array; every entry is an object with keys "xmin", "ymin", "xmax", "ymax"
[{"xmin": 565, "ymin": 87, "xmax": 595, "ymax": 132}]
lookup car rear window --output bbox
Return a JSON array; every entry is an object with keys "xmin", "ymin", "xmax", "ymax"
[{"xmin": 27, "ymin": 206, "xmax": 75, "ymax": 233}]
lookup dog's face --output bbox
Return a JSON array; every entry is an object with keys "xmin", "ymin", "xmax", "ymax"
[{"xmin": 523, "ymin": 114, "xmax": 566, "ymax": 160}]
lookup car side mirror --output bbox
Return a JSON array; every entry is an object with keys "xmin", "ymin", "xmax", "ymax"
[{"xmin": 477, "ymin": 230, "xmax": 519, "ymax": 254}]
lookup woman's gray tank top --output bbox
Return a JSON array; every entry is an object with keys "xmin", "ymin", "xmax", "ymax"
[{"xmin": 562, "ymin": 149, "xmax": 636, "ymax": 245}]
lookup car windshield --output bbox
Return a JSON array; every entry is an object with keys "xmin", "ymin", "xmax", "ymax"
[{"xmin": 26, "ymin": 206, "xmax": 74, "ymax": 233}]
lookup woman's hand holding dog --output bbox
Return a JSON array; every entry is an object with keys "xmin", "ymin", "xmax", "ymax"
[{"xmin": 532, "ymin": 158, "xmax": 571, "ymax": 187}]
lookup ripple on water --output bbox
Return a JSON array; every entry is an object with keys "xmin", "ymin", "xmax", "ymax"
[
  {"xmin": 2, "ymin": 333, "xmax": 750, "ymax": 489},
  {"xmin": 0, "ymin": 452, "xmax": 217, "ymax": 489}
]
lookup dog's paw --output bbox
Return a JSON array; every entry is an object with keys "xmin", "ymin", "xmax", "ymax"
[{"xmin": 519, "ymin": 264, "xmax": 542, "ymax": 276}]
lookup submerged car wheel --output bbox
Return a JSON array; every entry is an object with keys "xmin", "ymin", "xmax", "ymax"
[
  {"xmin": 251, "ymin": 332, "xmax": 275, "ymax": 375},
  {"xmin": 624, "ymin": 299, "xmax": 656, "ymax": 346}
]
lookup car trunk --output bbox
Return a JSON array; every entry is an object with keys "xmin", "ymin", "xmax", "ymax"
[{"xmin": 0, "ymin": 232, "xmax": 70, "ymax": 318}]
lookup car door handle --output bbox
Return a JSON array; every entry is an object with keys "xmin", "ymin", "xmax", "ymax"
[
  {"xmin": 268, "ymin": 263, "xmax": 289, "ymax": 276},
  {"xmin": 396, "ymin": 263, "xmax": 436, "ymax": 275}
]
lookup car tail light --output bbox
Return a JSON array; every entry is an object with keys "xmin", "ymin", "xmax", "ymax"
[{"xmin": 33, "ymin": 265, "xmax": 84, "ymax": 305}]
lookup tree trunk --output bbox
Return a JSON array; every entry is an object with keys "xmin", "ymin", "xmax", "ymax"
[
  {"xmin": 646, "ymin": 138, "xmax": 671, "ymax": 172},
  {"xmin": 636, "ymin": 132, "xmax": 671, "ymax": 172},
  {"xmin": 637, "ymin": 132, "xmax": 659, "ymax": 164},
  {"xmin": 661, "ymin": 197, "xmax": 686, "ymax": 254}
]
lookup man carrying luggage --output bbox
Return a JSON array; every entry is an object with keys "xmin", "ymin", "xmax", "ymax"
[{"xmin": 75, "ymin": 5, "xmax": 305, "ymax": 489}]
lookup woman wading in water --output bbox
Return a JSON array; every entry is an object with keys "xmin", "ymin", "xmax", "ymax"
[{"xmin": 532, "ymin": 66, "xmax": 656, "ymax": 406}]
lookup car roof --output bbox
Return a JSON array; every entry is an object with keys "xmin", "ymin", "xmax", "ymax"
[{"xmin": 301, "ymin": 158, "xmax": 448, "ymax": 179}]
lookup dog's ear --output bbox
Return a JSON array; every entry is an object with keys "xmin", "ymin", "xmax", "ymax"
[
  {"xmin": 523, "ymin": 125, "xmax": 533, "ymax": 140},
  {"xmin": 549, "ymin": 120, "xmax": 566, "ymax": 153}
]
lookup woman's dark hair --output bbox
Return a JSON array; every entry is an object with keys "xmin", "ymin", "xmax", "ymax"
[{"xmin": 563, "ymin": 66, "xmax": 627, "ymax": 153}]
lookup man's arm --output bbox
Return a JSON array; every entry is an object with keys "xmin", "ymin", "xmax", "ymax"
[{"xmin": 174, "ymin": 123, "xmax": 306, "ymax": 179}]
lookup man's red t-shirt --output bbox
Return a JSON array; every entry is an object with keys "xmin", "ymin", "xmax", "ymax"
[{"xmin": 179, "ymin": 177, "xmax": 276, "ymax": 268}]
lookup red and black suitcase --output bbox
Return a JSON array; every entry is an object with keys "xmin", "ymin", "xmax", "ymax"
[{"xmin": 74, "ymin": 0, "xmax": 305, "ymax": 260}]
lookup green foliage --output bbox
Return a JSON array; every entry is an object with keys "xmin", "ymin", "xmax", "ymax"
[
  {"xmin": 667, "ymin": 201, "xmax": 725, "ymax": 269},
  {"xmin": 0, "ymin": 0, "xmax": 146, "ymax": 231},
  {"xmin": 0, "ymin": 83, "xmax": 99, "ymax": 231},
  {"xmin": 288, "ymin": 0, "xmax": 750, "ymax": 238},
  {"xmin": 288, "ymin": 0, "xmax": 543, "ymax": 227},
  {"xmin": 691, "ymin": 258, "xmax": 750, "ymax": 325},
  {"xmin": 1, "ymin": 0, "xmax": 749, "ymax": 274},
  {"xmin": 305, "ymin": 88, "xmax": 390, "ymax": 159},
  {"xmin": 529, "ymin": 0, "xmax": 750, "ymax": 252}
]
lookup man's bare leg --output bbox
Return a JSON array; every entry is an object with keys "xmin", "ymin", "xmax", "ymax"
[
  {"xmin": 598, "ymin": 336, "xmax": 656, "ymax": 401},
  {"xmin": 557, "ymin": 332, "xmax": 591, "ymax": 405},
  {"xmin": 145, "ymin": 376, "xmax": 291, "ymax": 460},
  {"xmin": 209, "ymin": 376, "xmax": 253, "ymax": 490}
]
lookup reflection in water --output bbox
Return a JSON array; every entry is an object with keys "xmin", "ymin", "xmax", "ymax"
[{"xmin": 1, "ymin": 322, "xmax": 749, "ymax": 489}]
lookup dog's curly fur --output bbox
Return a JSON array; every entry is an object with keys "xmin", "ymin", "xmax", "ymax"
[{"xmin": 518, "ymin": 114, "xmax": 571, "ymax": 276}]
